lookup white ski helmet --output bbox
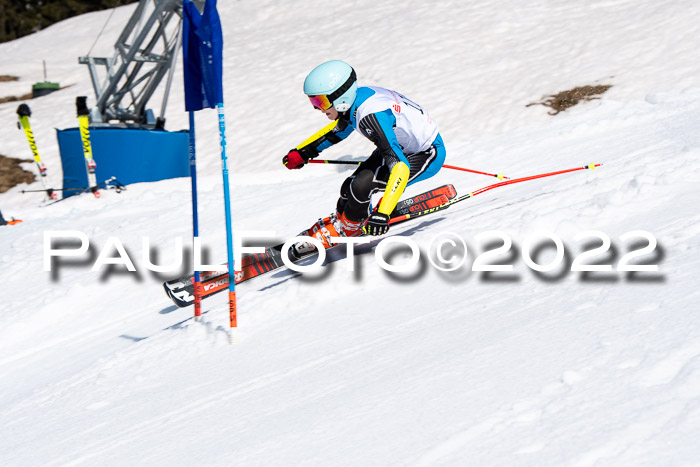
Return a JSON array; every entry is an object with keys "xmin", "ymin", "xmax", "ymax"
[{"xmin": 303, "ymin": 60, "xmax": 357, "ymax": 112}]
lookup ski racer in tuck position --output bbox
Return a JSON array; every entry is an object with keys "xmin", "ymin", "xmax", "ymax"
[{"xmin": 282, "ymin": 60, "xmax": 447, "ymax": 249}]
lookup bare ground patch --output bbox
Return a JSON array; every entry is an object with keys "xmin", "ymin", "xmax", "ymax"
[
  {"xmin": 0, "ymin": 75, "xmax": 31, "ymax": 103},
  {"xmin": 0, "ymin": 92, "xmax": 34, "ymax": 104},
  {"xmin": 0, "ymin": 77, "xmax": 73, "ymax": 103},
  {"xmin": 527, "ymin": 84, "xmax": 612, "ymax": 115},
  {"xmin": 0, "ymin": 154, "xmax": 36, "ymax": 193}
]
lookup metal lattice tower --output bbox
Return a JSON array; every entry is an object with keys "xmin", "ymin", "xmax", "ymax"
[{"xmin": 79, "ymin": 0, "xmax": 201, "ymax": 127}]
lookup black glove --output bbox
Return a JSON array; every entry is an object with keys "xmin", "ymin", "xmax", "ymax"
[{"xmin": 363, "ymin": 212, "xmax": 390, "ymax": 236}]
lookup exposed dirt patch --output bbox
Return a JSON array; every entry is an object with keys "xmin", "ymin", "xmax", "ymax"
[
  {"xmin": 0, "ymin": 154, "xmax": 36, "ymax": 193},
  {"xmin": 0, "ymin": 92, "xmax": 34, "ymax": 104},
  {"xmin": 0, "ymin": 75, "xmax": 30, "ymax": 103},
  {"xmin": 527, "ymin": 84, "xmax": 612, "ymax": 115},
  {"xmin": 0, "ymin": 82, "xmax": 74, "ymax": 103}
]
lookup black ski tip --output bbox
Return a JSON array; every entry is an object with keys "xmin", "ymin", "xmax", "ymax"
[
  {"xmin": 163, "ymin": 282, "xmax": 193, "ymax": 308},
  {"xmin": 17, "ymin": 103, "xmax": 31, "ymax": 117},
  {"xmin": 76, "ymin": 96, "xmax": 89, "ymax": 116}
]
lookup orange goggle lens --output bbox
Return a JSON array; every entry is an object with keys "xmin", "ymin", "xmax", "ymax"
[{"xmin": 308, "ymin": 95, "xmax": 332, "ymax": 110}]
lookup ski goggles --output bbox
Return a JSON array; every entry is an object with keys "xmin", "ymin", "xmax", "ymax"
[{"xmin": 308, "ymin": 94, "xmax": 333, "ymax": 111}]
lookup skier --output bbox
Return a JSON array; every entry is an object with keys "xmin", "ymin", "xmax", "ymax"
[{"xmin": 282, "ymin": 60, "xmax": 446, "ymax": 248}]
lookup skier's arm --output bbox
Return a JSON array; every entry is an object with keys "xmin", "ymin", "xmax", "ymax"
[
  {"xmin": 283, "ymin": 119, "xmax": 353, "ymax": 169},
  {"xmin": 299, "ymin": 118, "xmax": 354, "ymax": 154},
  {"xmin": 358, "ymin": 110, "xmax": 410, "ymax": 216}
]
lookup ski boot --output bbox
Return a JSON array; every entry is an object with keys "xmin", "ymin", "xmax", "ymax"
[{"xmin": 291, "ymin": 212, "xmax": 364, "ymax": 258}]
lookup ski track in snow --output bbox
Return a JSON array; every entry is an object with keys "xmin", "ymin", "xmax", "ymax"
[{"xmin": 2, "ymin": 1, "xmax": 700, "ymax": 465}]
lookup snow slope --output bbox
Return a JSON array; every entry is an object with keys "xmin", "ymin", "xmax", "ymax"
[{"xmin": 1, "ymin": 1, "xmax": 700, "ymax": 465}]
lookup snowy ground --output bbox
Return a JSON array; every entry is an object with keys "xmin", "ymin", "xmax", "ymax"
[{"xmin": 1, "ymin": 1, "xmax": 700, "ymax": 465}]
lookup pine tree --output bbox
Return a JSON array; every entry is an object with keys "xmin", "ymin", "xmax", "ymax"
[{"xmin": 0, "ymin": 0, "xmax": 138, "ymax": 43}]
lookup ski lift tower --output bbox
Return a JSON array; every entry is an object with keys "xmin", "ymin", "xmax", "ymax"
[
  {"xmin": 57, "ymin": 0, "xmax": 206, "ymax": 195},
  {"xmin": 78, "ymin": 0, "xmax": 202, "ymax": 127}
]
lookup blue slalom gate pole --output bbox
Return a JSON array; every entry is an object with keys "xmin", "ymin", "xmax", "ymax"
[
  {"xmin": 217, "ymin": 103, "xmax": 237, "ymax": 342},
  {"xmin": 182, "ymin": 0, "xmax": 233, "ymax": 339},
  {"xmin": 187, "ymin": 111, "xmax": 203, "ymax": 320}
]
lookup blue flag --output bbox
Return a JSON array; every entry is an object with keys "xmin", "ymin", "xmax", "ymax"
[{"xmin": 182, "ymin": 0, "xmax": 223, "ymax": 111}]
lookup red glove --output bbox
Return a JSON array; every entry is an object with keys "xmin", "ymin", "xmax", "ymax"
[{"xmin": 282, "ymin": 150, "xmax": 305, "ymax": 170}]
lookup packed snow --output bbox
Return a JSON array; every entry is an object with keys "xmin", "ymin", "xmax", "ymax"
[{"xmin": 1, "ymin": 1, "xmax": 700, "ymax": 465}]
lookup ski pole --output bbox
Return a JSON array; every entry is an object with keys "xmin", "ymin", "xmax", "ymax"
[
  {"xmin": 443, "ymin": 164, "xmax": 508, "ymax": 180},
  {"xmin": 23, "ymin": 186, "xmax": 106, "ymax": 193},
  {"xmin": 23, "ymin": 177, "xmax": 125, "ymax": 194},
  {"xmin": 41, "ymin": 177, "xmax": 124, "ymax": 207},
  {"xmin": 308, "ymin": 159, "xmax": 509, "ymax": 179},
  {"xmin": 390, "ymin": 163, "xmax": 602, "ymax": 225},
  {"xmin": 307, "ymin": 159, "xmax": 361, "ymax": 166},
  {"xmin": 22, "ymin": 187, "xmax": 83, "ymax": 193}
]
